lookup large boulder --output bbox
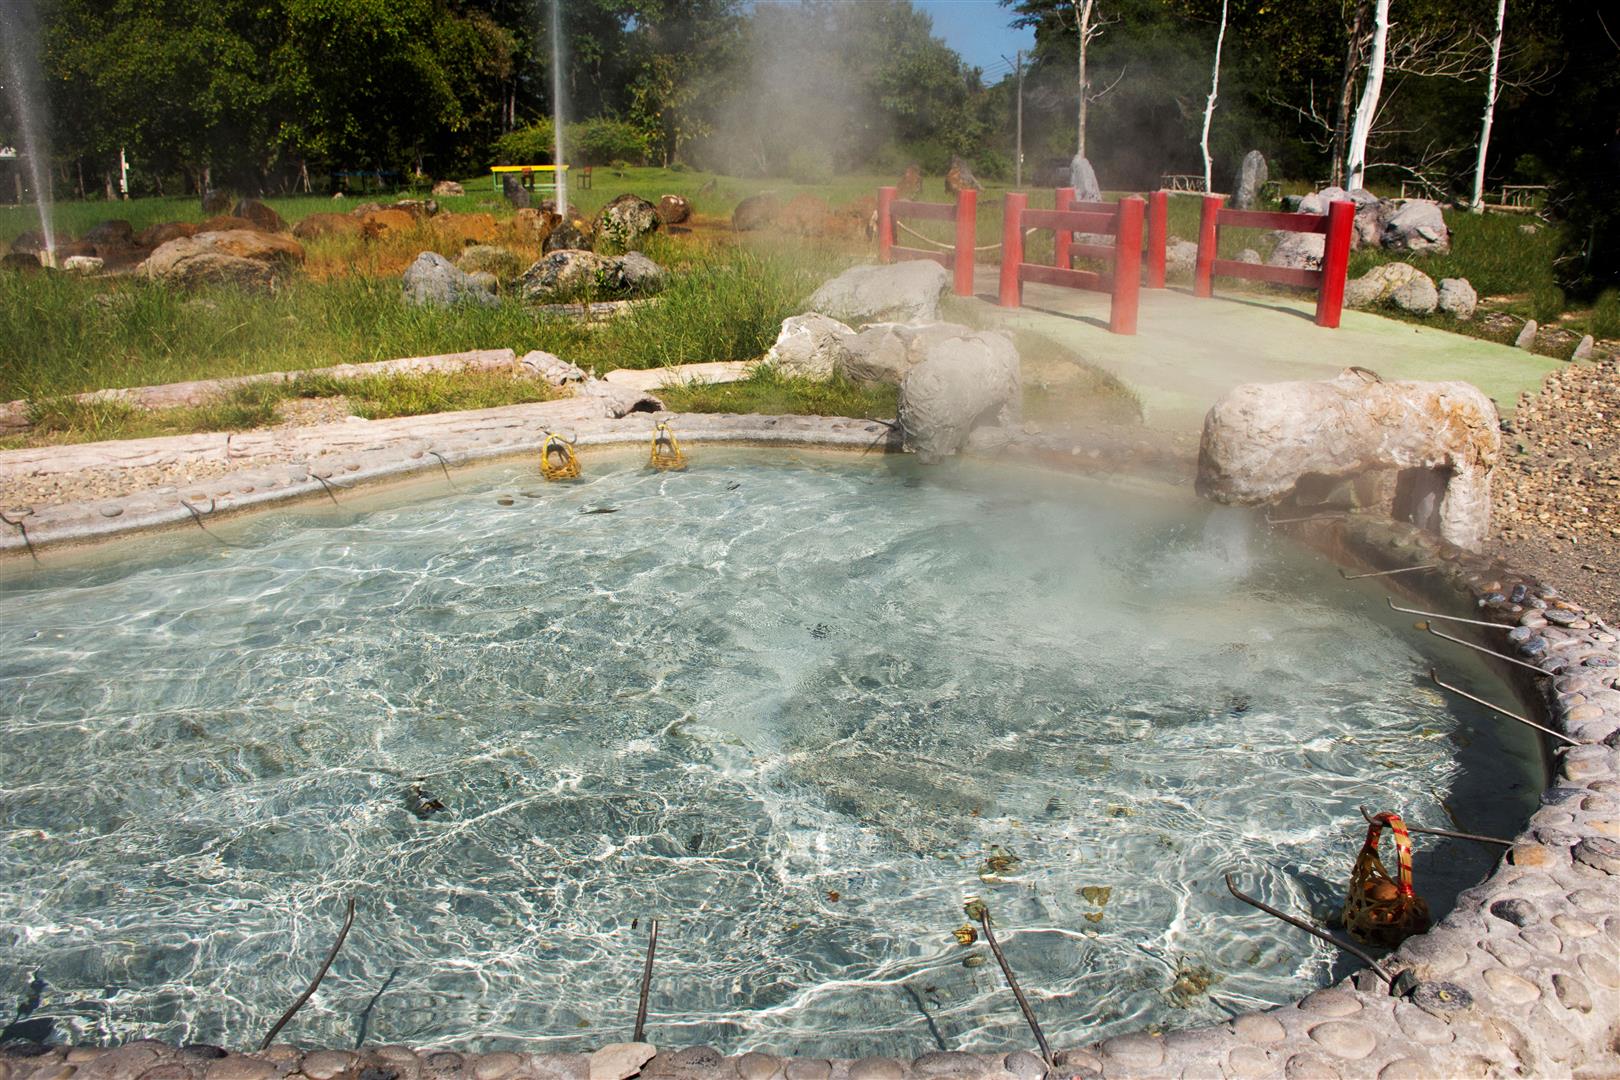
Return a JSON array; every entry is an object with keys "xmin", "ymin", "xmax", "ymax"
[
  {"xmin": 898, "ymin": 330, "xmax": 1022, "ymax": 462},
  {"xmin": 1344, "ymin": 262, "xmax": 1426, "ymax": 309},
  {"xmin": 808, "ymin": 260, "xmax": 951, "ymax": 324},
  {"xmin": 1197, "ymin": 369, "xmax": 1500, "ymax": 550},
  {"xmin": 512, "ymin": 208, "xmax": 561, "ymax": 244},
  {"xmin": 1267, "ymin": 232, "xmax": 1325, "ymax": 270},
  {"xmin": 402, "ymin": 251, "xmax": 498, "ymax": 307},
  {"xmin": 194, "ymin": 229, "xmax": 304, "ymax": 265},
  {"xmin": 1381, "ymin": 200, "xmax": 1450, "ymax": 254},
  {"xmin": 292, "ymin": 213, "xmax": 362, "ymax": 240},
  {"xmin": 232, "ymin": 198, "xmax": 286, "ymax": 233},
  {"xmin": 136, "ymin": 221, "xmax": 198, "ymax": 248},
  {"xmin": 765, "ymin": 313, "xmax": 857, "ymax": 378},
  {"xmin": 1233, "ymin": 150, "xmax": 1268, "ymax": 210},
  {"xmin": 657, "ymin": 194, "xmax": 691, "ymax": 225},
  {"xmin": 83, "ymin": 219, "xmax": 136, "ymax": 255},
  {"xmin": 593, "ymin": 193, "xmax": 660, "ymax": 253},
  {"xmin": 1166, "ymin": 238, "xmax": 1200, "ymax": 276},
  {"xmin": 141, "ymin": 230, "xmax": 304, "ymax": 288},
  {"xmin": 521, "ymin": 249, "xmax": 621, "ymax": 300},
  {"xmin": 838, "ymin": 321, "xmax": 993, "ymax": 387},
  {"xmin": 616, "ymin": 251, "xmax": 667, "ymax": 294},
  {"xmin": 360, "ymin": 209, "xmax": 417, "ymax": 239},
  {"xmin": 732, "ymin": 193, "xmax": 780, "ymax": 232},
  {"xmin": 1391, "ymin": 274, "xmax": 1439, "ymax": 315},
  {"xmin": 542, "ymin": 217, "xmax": 591, "ymax": 254},
  {"xmin": 1069, "ymin": 154, "xmax": 1101, "ymax": 202},
  {"xmin": 142, "ymin": 239, "xmax": 274, "ymax": 289},
  {"xmin": 456, "ymin": 245, "xmax": 523, "ymax": 282},
  {"xmin": 945, "ymin": 156, "xmax": 982, "ymax": 195},
  {"xmin": 1437, "ymin": 277, "xmax": 1477, "ymax": 320},
  {"xmin": 502, "ymin": 175, "xmax": 531, "ymax": 209},
  {"xmin": 431, "ymin": 180, "xmax": 465, "ymax": 197}
]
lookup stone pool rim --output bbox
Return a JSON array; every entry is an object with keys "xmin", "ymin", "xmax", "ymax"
[{"xmin": 0, "ymin": 414, "xmax": 1615, "ymax": 1079}]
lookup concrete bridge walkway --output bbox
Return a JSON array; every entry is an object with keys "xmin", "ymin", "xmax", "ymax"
[{"xmin": 961, "ymin": 267, "xmax": 1559, "ymax": 431}]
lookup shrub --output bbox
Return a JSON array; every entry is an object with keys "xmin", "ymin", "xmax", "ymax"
[
  {"xmin": 492, "ymin": 121, "xmax": 556, "ymax": 164},
  {"xmin": 571, "ymin": 118, "xmax": 651, "ymax": 166},
  {"xmin": 1589, "ymin": 288, "xmax": 1620, "ymax": 339},
  {"xmin": 1530, "ymin": 283, "xmax": 1566, "ymax": 323}
]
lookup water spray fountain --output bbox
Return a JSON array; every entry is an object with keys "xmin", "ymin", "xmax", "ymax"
[
  {"xmin": 0, "ymin": 0, "xmax": 57, "ymax": 266},
  {"xmin": 550, "ymin": 0, "xmax": 568, "ymax": 218}
]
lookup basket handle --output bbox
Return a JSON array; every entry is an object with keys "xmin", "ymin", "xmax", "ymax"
[{"xmin": 1363, "ymin": 811, "xmax": 1417, "ymax": 898}]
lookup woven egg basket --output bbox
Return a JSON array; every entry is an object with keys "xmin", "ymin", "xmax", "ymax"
[{"xmin": 1342, "ymin": 811, "xmax": 1431, "ymax": 948}]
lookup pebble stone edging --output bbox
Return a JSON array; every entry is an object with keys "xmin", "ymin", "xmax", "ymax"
[{"xmin": 0, "ymin": 423, "xmax": 1616, "ymax": 1079}]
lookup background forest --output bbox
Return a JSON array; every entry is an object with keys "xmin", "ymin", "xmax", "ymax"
[{"xmin": 2, "ymin": 0, "xmax": 1616, "ymax": 290}]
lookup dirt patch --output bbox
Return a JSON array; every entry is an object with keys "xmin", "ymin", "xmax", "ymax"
[{"xmin": 1489, "ymin": 355, "xmax": 1620, "ymax": 618}]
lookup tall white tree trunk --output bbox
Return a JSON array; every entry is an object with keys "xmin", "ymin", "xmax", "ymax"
[
  {"xmin": 1075, "ymin": 0, "xmax": 1094, "ymax": 161},
  {"xmin": 1200, "ymin": 0, "xmax": 1229, "ymax": 192},
  {"xmin": 1345, "ymin": 0, "xmax": 1390, "ymax": 190},
  {"xmin": 1470, "ymin": 0, "xmax": 1507, "ymax": 212}
]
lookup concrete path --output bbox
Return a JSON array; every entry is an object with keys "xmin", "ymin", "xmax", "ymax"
[{"xmin": 964, "ymin": 268, "xmax": 1559, "ymax": 430}]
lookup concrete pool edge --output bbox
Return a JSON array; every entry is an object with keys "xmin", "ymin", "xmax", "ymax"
[{"xmin": 1, "ymin": 423, "xmax": 1615, "ymax": 1079}]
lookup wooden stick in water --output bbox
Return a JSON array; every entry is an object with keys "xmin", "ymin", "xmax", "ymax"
[
  {"xmin": 260, "ymin": 897, "xmax": 357, "ymax": 1052},
  {"xmin": 1223, "ymin": 875, "xmax": 1393, "ymax": 986},
  {"xmin": 633, "ymin": 918, "xmax": 658, "ymax": 1043}
]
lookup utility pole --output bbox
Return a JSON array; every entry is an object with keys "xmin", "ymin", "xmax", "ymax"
[{"xmin": 1004, "ymin": 51, "xmax": 1025, "ymax": 188}]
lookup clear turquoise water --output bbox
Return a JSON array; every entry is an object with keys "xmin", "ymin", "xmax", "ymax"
[{"xmin": 0, "ymin": 451, "xmax": 1540, "ymax": 1055}]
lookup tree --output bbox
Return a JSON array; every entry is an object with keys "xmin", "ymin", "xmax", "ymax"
[
  {"xmin": 1344, "ymin": 0, "xmax": 1390, "ymax": 189},
  {"xmin": 1199, "ymin": 0, "xmax": 1229, "ymax": 190}
]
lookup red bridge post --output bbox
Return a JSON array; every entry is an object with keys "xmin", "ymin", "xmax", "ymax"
[
  {"xmin": 953, "ymin": 189, "xmax": 977, "ymax": 297},
  {"xmin": 999, "ymin": 192, "xmax": 1027, "ymax": 308},
  {"xmin": 877, "ymin": 186, "xmax": 896, "ymax": 263},
  {"xmin": 1316, "ymin": 200, "xmax": 1355, "ymax": 328},
  {"xmin": 1110, "ymin": 196, "xmax": 1145, "ymax": 335},
  {"xmin": 1146, "ymin": 190, "xmax": 1168, "ymax": 289},
  {"xmin": 1053, "ymin": 187, "xmax": 1075, "ymax": 271},
  {"xmin": 1193, "ymin": 194, "xmax": 1223, "ymax": 298}
]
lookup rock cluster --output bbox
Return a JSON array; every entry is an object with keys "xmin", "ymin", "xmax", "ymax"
[
  {"xmin": 807, "ymin": 261, "xmax": 950, "ymax": 324},
  {"xmin": 142, "ymin": 230, "xmax": 305, "ymax": 289},
  {"xmin": 1288, "ymin": 187, "xmax": 1452, "ymax": 255},
  {"xmin": 401, "ymin": 251, "xmax": 497, "ymax": 307},
  {"xmin": 1344, "ymin": 264, "xmax": 1477, "ymax": 319}
]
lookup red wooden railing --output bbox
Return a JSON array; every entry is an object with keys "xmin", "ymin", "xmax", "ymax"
[
  {"xmin": 998, "ymin": 188, "xmax": 1145, "ymax": 335},
  {"xmin": 877, "ymin": 186, "xmax": 977, "ymax": 297},
  {"xmin": 1145, "ymin": 190, "xmax": 1168, "ymax": 289},
  {"xmin": 1193, "ymin": 195, "xmax": 1356, "ymax": 328}
]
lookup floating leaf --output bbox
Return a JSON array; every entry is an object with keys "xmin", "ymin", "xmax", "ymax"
[
  {"xmin": 980, "ymin": 847, "xmax": 1021, "ymax": 877},
  {"xmin": 952, "ymin": 924, "xmax": 978, "ymax": 946},
  {"xmin": 1080, "ymin": 885, "xmax": 1112, "ymax": 907},
  {"xmin": 1107, "ymin": 804, "xmax": 1135, "ymax": 818},
  {"xmin": 1083, "ymin": 911, "xmax": 1104, "ymax": 923},
  {"xmin": 963, "ymin": 954, "xmax": 987, "ymax": 968},
  {"xmin": 826, "ymin": 890, "xmax": 841, "ymax": 902},
  {"xmin": 1167, "ymin": 959, "xmax": 1221, "ymax": 1008},
  {"xmin": 963, "ymin": 897, "xmax": 989, "ymax": 922}
]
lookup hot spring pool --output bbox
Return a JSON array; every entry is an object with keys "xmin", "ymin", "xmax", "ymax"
[{"xmin": 0, "ymin": 450, "xmax": 1542, "ymax": 1055}]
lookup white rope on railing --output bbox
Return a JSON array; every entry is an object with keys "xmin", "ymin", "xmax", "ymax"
[{"xmin": 892, "ymin": 218, "xmax": 1032, "ymax": 252}]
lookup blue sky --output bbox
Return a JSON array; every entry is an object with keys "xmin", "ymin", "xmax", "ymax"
[{"xmin": 913, "ymin": 0, "xmax": 1036, "ymax": 78}]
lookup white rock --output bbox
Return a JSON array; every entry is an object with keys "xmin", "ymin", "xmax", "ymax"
[
  {"xmin": 1437, "ymin": 278, "xmax": 1477, "ymax": 320},
  {"xmin": 1392, "ymin": 275, "xmax": 1439, "ymax": 315},
  {"xmin": 1516, "ymin": 320, "xmax": 1538, "ymax": 349},
  {"xmin": 1381, "ymin": 200, "xmax": 1451, "ymax": 254},
  {"xmin": 1197, "ymin": 369, "xmax": 1500, "ymax": 550},
  {"xmin": 520, "ymin": 350, "xmax": 587, "ymax": 385},
  {"xmin": 807, "ymin": 261, "xmax": 950, "ymax": 324},
  {"xmin": 62, "ymin": 255, "xmax": 104, "ymax": 274},
  {"xmin": 1572, "ymin": 334, "xmax": 1595, "ymax": 361},
  {"xmin": 1344, "ymin": 263, "xmax": 1425, "ymax": 309},
  {"xmin": 898, "ymin": 330, "xmax": 1021, "ymax": 462},
  {"xmin": 765, "ymin": 313, "xmax": 855, "ymax": 379},
  {"xmin": 588, "ymin": 1044, "xmax": 657, "ymax": 1080},
  {"xmin": 1268, "ymin": 232, "xmax": 1325, "ymax": 270}
]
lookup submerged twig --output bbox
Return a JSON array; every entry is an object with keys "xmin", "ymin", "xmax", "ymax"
[
  {"xmin": 1358, "ymin": 806, "xmax": 1510, "ymax": 847},
  {"xmin": 1386, "ymin": 597, "xmax": 1509, "ymax": 629},
  {"xmin": 974, "ymin": 906, "xmax": 1054, "ymax": 1069},
  {"xmin": 309, "ymin": 473, "xmax": 343, "ymax": 505},
  {"xmin": 0, "ymin": 509, "xmax": 38, "ymax": 564},
  {"xmin": 427, "ymin": 450, "xmax": 460, "ymax": 492},
  {"xmin": 633, "ymin": 918, "xmax": 658, "ymax": 1043},
  {"xmin": 260, "ymin": 897, "xmax": 357, "ymax": 1051},
  {"xmin": 1337, "ymin": 564, "xmax": 1436, "ymax": 580},
  {"xmin": 1428, "ymin": 669, "xmax": 1580, "ymax": 746},
  {"xmin": 1223, "ymin": 875, "xmax": 1393, "ymax": 986}
]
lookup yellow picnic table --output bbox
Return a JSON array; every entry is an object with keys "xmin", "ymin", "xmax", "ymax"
[{"xmin": 489, "ymin": 164, "xmax": 590, "ymax": 192}]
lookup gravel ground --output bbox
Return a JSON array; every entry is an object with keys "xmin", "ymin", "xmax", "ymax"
[{"xmin": 1491, "ymin": 355, "xmax": 1620, "ymax": 619}]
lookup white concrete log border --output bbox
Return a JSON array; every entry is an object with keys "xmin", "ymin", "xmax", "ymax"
[{"xmin": 0, "ymin": 419, "xmax": 1615, "ymax": 1080}]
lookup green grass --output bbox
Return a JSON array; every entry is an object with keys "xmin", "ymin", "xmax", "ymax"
[
  {"xmin": 5, "ymin": 370, "xmax": 562, "ymax": 449},
  {"xmin": 659, "ymin": 363, "xmax": 896, "ymax": 418},
  {"xmin": 0, "ymin": 238, "xmax": 847, "ymax": 402}
]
